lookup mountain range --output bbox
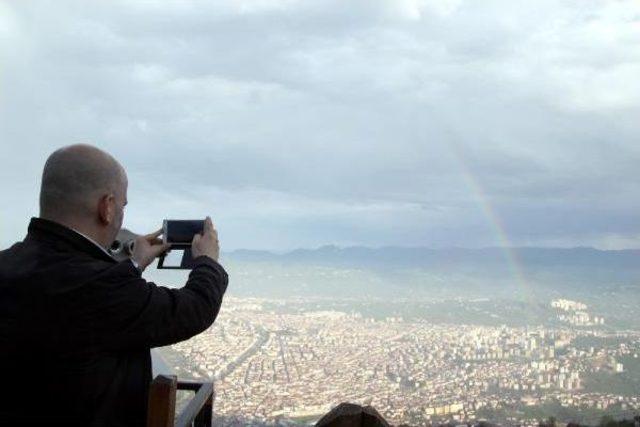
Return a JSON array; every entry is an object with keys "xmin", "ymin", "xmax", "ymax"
[{"xmin": 222, "ymin": 246, "xmax": 640, "ymax": 290}]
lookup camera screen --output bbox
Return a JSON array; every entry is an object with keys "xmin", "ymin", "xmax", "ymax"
[
  {"xmin": 159, "ymin": 249, "xmax": 183, "ymax": 268},
  {"xmin": 163, "ymin": 220, "xmax": 204, "ymax": 245}
]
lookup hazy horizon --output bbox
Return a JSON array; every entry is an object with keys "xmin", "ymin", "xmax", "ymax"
[{"xmin": 222, "ymin": 243, "xmax": 640, "ymax": 254}]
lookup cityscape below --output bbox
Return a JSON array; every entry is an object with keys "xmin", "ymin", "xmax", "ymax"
[{"xmin": 153, "ymin": 252, "xmax": 640, "ymax": 426}]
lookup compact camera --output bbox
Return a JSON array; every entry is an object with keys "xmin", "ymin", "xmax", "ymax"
[
  {"xmin": 160, "ymin": 219, "xmax": 205, "ymax": 269},
  {"xmin": 109, "ymin": 219, "xmax": 205, "ymax": 270}
]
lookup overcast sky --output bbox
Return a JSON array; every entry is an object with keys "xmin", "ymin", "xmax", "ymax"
[{"xmin": 1, "ymin": 0, "xmax": 639, "ymax": 251}]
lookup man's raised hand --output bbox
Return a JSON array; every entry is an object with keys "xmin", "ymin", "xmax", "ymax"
[
  {"xmin": 132, "ymin": 228, "xmax": 171, "ymax": 271},
  {"xmin": 191, "ymin": 216, "xmax": 220, "ymax": 261}
]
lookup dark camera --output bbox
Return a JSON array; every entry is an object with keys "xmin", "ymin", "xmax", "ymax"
[
  {"xmin": 159, "ymin": 220, "xmax": 205, "ymax": 269},
  {"xmin": 109, "ymin": 220, "xmax": 206, "ymax": 270},
  {"xmin": 162, "ymin": 220, "xmax": 205, "ymax": 246}
]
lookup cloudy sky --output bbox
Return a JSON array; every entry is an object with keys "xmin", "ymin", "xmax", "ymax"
[{"xmin": 1, "ymin": 0, "xmax": 639, "ymax": 251}]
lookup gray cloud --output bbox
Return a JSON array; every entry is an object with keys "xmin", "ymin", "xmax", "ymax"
[{"xmin": 1, "ymin": 0, "xmax": 639, "ymax": 250}]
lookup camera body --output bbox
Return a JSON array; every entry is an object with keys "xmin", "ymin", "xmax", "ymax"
[
  {"xmin": 159, "ymin": 220, "xmax": 205, "ymax": 269},
  {"xmin": 162, "ymin": 220, "xmax": 204, "ymax": 246},
  {"xmin": 109, "ymin": 219, "xmax": 205, "ymax": 269}
]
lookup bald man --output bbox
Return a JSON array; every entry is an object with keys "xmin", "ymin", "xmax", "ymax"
[{"xmin": 0, "ymin": 145, "xmax": 228, "ymax": 426}]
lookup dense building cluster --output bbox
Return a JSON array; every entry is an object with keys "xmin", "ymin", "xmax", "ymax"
[
  {"xmin": 551, "ymin": 299, "xmax": 605, "ymax": 326},
  {"xmin": 160, "ymin": 297, "xmax": 640, "ymax": 426}
]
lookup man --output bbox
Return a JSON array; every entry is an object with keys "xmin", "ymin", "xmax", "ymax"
[{"xmin": 0, "ymin": 144, "xmax": 228, "ymax": 426}]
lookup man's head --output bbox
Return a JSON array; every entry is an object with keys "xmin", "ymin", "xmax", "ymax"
[{"xmin": 39, "ymin": 144, "xmax": 128, "ymax": 249}]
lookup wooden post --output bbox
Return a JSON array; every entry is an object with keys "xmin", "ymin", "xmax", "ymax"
[{"xmin": 147, "ymin": 375, "xmax": 177, "ymax": 427}]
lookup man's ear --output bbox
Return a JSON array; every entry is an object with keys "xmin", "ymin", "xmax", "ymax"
[{"xmin": 97, "ymin": 194, "xmax": 115, "ymax": 225}]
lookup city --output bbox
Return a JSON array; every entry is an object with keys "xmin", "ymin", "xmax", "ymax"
[{"xmin": 158, "ymin": 296, "xmax": 640, "ymax": 426}]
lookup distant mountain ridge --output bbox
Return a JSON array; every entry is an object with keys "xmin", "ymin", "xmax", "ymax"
[
  {"xmin": 226, "ymin": 245, "xmax": 639, "ymax": 268},
  {"xmin": 223, "ymin": 246, "xmax": 640, "ymax": 287}
]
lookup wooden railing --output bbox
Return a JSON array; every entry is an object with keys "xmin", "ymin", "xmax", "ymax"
[{"xmin": 147, "ymin": 375, "xmax": 214, "ymax": 427}]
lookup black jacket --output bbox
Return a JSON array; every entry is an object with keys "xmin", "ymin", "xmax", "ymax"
[{"xmin": 0, "ymin": 218, "xmax": 228, "ymax": 426}]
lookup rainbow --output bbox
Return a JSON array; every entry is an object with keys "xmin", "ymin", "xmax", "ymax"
[{"xmin": 446, "ymin": 140, "xmax": 536, "ymax": 320}]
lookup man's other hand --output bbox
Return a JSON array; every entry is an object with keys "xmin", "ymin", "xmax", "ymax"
[
  {"xmin": 132, "ymin": 229, "xmax": 171, "ymax": 271},
  {"xmin": 191, "ymin": 216, "xmax": 220, "ymax": 261}
]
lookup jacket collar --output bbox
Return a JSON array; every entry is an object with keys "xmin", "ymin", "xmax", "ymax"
[{"xmin": 27, "ymin": 217, "xmax": 117, "ymax": 263}]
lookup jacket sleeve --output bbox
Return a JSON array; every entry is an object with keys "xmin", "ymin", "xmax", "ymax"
[{"xmin": 94, "ymin": 256, "xmax": 228, "ymax": 351}]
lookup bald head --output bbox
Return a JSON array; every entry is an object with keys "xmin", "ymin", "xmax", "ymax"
[{"xmin": 39, "ymin": 144, "xmax": 127, "ymax": 221}]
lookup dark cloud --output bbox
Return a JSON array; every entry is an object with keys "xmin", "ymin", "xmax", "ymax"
[{"xmin": 1, "ymin": 0, "xmax": 639, "ymax": 250}]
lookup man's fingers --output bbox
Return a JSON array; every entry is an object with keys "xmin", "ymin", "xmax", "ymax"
[
  {"xmin": 151, "ymin": 243, "xmax": 171, "ymax": 258},
  {"xmin": 204, "ymin": 216, "xmax": 214, "ymax": 234},
  {"xmin": 149, "ymin": 237, "xmax": 163, "ymax": 246},
  {"xmin": 145, "ymin": 228, "xmax": 163, "ymax": 241}
]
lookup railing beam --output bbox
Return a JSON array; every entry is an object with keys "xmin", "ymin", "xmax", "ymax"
[
  {"xmin": 175, "ymin": 381, "xmax": 214, "ymax": 427},
  {"xmin": 147, "ymin": 375, "xmax": 214, "ymax": 427}
]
